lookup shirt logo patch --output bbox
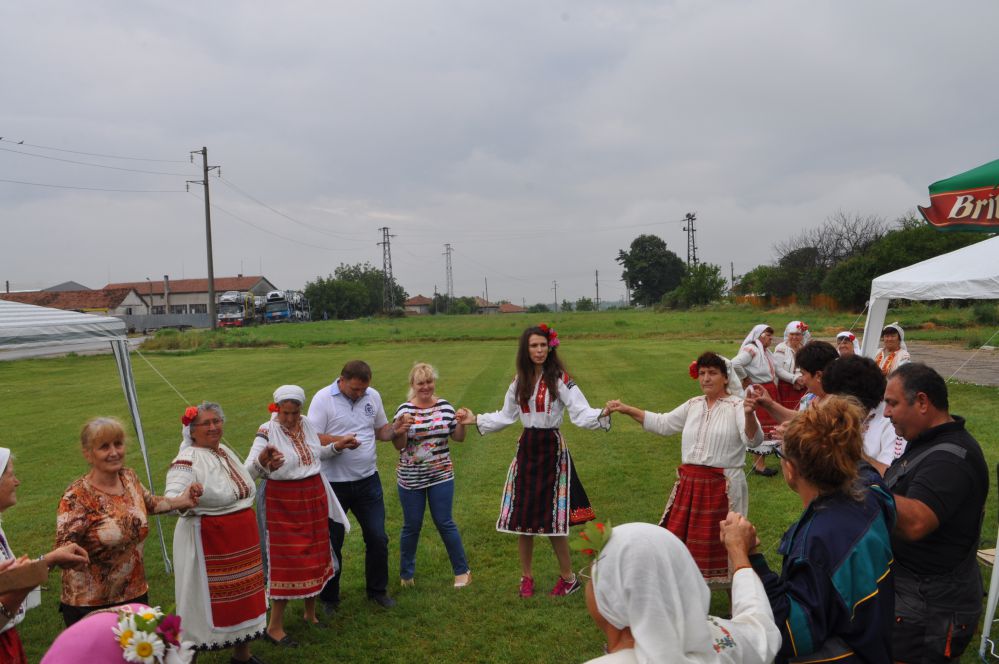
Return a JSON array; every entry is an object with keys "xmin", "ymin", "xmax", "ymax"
[{"xmin": 364, "ymin": 403, "xmax": 375, "ymax": 417}]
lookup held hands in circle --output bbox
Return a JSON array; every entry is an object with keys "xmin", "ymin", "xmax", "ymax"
[
  {"xmin": 393, "ymin": 413, "xmax": 415, "ymax": 435},
  {"xmin": 323, "ymin": 434, "xmax": 360, "ymax": 452},
  {"xmin": 257, "ymin": 446, "xmax": 285, "ymax": 472},
  {"xmin": 454, "ymin": 408, "xmax": 476, "ymax": 426},
  {"xmin": 742, "ymin": 384, "xmax": 770, "ymax": 413},
  {"xmin": 45, "ymin": 543, "xmax": 90, "ymax": 570},
  {"xmin": 175, "ymin": 482, "xmax": 204, "ymax": 510},
  {"xmin": 718, "ymin": 511, "xmax": 760, "ymax": 557}
]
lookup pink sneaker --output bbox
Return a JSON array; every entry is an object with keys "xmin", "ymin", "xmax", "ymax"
[
  {"xmin": 519, "ymin": 576, "xmax": 535, "ymax": 598},
  {"xmin": 549, "ymin": 575, "xmax": 581, "ymax": 596}
]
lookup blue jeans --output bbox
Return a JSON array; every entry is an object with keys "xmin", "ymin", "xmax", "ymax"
[
  {"xmin": 398, "ymin": 479, "xmax": 469, "ymax": 579},
  {"xmin": 319, "ymin": 472, "xmax": 389, "ymax": 601}
]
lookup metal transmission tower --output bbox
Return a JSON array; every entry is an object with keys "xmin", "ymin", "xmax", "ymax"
[
  {"xmin": 595, "ymin": 270, "xmax": 600, "ymax": 311},
  {"xmin": 682, "ymin": 212, "xmax": 699, "ymax": 267},
  {"xmin": 377, "ymin": 227, "xmax": 396, "ymax": 312},
  {"xmin": 443, "ymin": 244, "xmax": 454, "ymax": 314}
]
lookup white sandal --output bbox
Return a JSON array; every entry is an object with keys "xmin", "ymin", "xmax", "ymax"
[{"xmin": 454, "ymin": 571, "xmax": 471, "ymax": 588}]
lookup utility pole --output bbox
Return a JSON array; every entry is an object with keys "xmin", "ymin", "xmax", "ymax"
[
  {"xmin": 552, "ymin": 280, "xmax": 558, "ymax": 312},
  {"xmin": 682, "ymin": 211, "xmax": 698, "ymax": 267},
  {"xmin": 730, "ymin": 262, "xmax": 736, "ymax": 291},
  {"xmin": 188, "ymin": 147, "xmax": 220, "ymax": 329},
  {"xmin": 377, "ymin": 227, "xmax": 396, "ymax": 312},
  {"xmin": 433, "ymin": 284, "xmax": 439, "ymax": 314},
  {"xmin": 443, "ymin": 244, "xmax": 454, "ymax": 314},
  {"xmin": 595, "ymin": 270, "xmax": 600, "ymax": 311},
  {"xmin": 484, "ymin": 277, "xmax": 489, "ymax": 306}
]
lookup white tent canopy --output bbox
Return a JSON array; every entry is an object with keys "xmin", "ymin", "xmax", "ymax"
[
  {"xmin": 0, "ymin": 299, "xmax": 171, "ymax": 572},
  {"xmin": 861, "ymin": 235, "xmax": 999, "ymax": 357}
]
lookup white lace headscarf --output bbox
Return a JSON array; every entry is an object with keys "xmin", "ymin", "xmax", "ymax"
[
  {"xmin": 783, "ymin": 320, "xmax": 811, "ymax": 347},
  {"xmin": 591, "ymin": 523, "xmax": 714, "ymax": 664},
  {"xmin": 272, "ymin": 385, "xmax": 306, "ymax": 421},
  {"xmin": 836, "ymin": 331, "xmax": 861, "ymax": 355},
  {"xmin": 741, "ymin": 324, "xmax": 774, "ymax": 354},
  {"xmin": 881, "ymin": 322, "xmax": 907, "ymax": 350}
]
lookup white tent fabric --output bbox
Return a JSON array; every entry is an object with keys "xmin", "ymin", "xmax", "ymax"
[
  {"xmin": 860, "ymin": 235, "xmax": 999, "ymax": 357},
  {"xmin": 0, "ymin": 300, "xmax": 172, "ymax": 573}
]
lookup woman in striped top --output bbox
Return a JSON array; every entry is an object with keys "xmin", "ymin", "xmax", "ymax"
[{"xmin": 392, "ymin": 363, "xmax": 470, "ymax": 588}]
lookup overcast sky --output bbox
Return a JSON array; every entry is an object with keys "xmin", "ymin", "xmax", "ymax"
[{"xmin": 2, "ymin": 1, "xmax": 998, "ymax": 306}]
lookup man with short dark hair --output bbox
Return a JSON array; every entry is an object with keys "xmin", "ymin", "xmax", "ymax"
[
  {"xmin": 883, "ymin": 363, "xmax": 988, "ymax": 663},
  {"xmin": 307, "ymin": 360, "xmax": 405, "ymax": 611}
]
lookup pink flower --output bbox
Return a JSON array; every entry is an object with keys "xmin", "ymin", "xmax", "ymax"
[{"xmin": 156, "ymin": 614, "xmax": 182, "ymax": 647}]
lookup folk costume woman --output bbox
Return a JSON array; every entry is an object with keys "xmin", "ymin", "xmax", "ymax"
[
  {"xmin": 835, "ymin": 331, "xmax": 860, "ymax": 357},
  {"xmin": 0, "ymin": 448, "xmax": 89, "ymax": 664},
  {"xmin": 457, "ymin": 324, "xmax": 609, "ymax": 598},
  {"xmin": 773, "ymin": 321, "xmax": 809, "ymax": 411},
  {"xmin": 165, "ymin": 404, "xmax": 267, "ymax": 663},
  {"xmin": 731, "ymin": 324, "xmax": 779, "ymax": 476},
  {"xmin": 245, "ymin": 385, "xmax": 348, "ymax": 647},
  {"xmin": 874, "ymin": 322, "xmax": 910, "ymax": 377},
  {"xmin": 605, "ymin": 352, "xmax": 761, "ymax": 586}
]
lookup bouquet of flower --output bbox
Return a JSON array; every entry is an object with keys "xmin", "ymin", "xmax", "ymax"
[
  {"xmin": 112, "ymin": 606, "xmax": 194, "ymax": 664},
  {"xmin": 570, "ymin": 520, "xmax": 612, "ymax": 558}
]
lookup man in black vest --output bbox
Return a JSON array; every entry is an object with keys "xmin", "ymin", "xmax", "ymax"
[{"xmin": 883, "ymin": 363, "xmax": 988, "ymax": 663}]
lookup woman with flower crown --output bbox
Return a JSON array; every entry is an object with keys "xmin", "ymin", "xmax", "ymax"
[
  {"xmin": 773, "ymin": 320, "xmax": 810, "ymax": 411},
  {"xmin": 166, "ymin": 403, "xmax": 271, "ymax": 664},
  {"xmin": 456, "ymin": 324, "xmax": 609, "ymax": 598},
  {"xmin": 605, "ymin": 352, "xmax": 761, "ymax": 587}
]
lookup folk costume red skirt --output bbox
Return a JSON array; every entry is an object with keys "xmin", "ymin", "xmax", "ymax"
[
  {"xmin": 263, "ymin": 474, "xmax": 334, "ymax": 600},
  {"xmin": 0, "ymin": 628, "xmax": 26, "ymax": 664},
  {"xmin": 199, "ymin": 509, "xmax": 267, "ymax": 632},
  {"xmin": 777, "ymin": 379, "xmax": 806, "ymax": 412},
  {"xmin": 497, "ymin": 427, "xmax": 595, "ymax": 535},
  {"xmin": 752, "ymin": 381, "xmax": 781, "ymax": 444},
  {"xmin": 659, "ymin": 464, "xmax": 730, "ymax": 586}
]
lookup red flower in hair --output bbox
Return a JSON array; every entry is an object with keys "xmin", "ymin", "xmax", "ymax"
[
  {"xmin": 689, "ymin": 361, "xmax": 699, "ymax": 379},
  {"xmin": 797, "ymin": 322, "xmax": 809, "ymax": 332},
  {"xmin": 538, "ymin": 323, "xmax": 549, "ymax": 333},
  {"xmin": 268, "ymin": 402, "xmax": 280, "ymax": 413},
  {"xmin": 181, "ymin": 406, "xmax": 199, "ymax": 426}
]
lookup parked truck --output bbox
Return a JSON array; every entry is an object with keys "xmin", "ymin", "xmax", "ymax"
[
  {"xmin": 264, "ymin": 290, "xmax": 310, "ymax": 323},
  {"xmin": 217, "ymin": 291, "xmax": 256, "ymax": 327}
]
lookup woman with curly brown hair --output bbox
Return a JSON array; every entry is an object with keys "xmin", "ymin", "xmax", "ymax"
[{"xmin": 721, "ymin": 396, "xmax": 896, "ymax": 663}]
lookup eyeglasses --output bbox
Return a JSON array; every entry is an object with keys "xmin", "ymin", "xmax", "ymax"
[
  {"xmin": 192, "ymin": 418, "xmax": 223, "ymax": 427},
  {"xmin": 772, "ymin": 444, "xmax": 786, "ymax": 460}
]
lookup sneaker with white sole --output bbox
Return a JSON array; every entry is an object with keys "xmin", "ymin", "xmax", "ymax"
[
  {"xmin": 549, "ymin": 575, "xmax": 581, "ymax": 596},
  {"xmin": 519, "ymin": 575, "xmax": 535, "ymax": 598}
]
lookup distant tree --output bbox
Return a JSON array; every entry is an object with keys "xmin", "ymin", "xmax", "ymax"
[
  {"xmin": 733, "ymin": 264, "xmax": 783, "ymax": 297},
  {"xmin": 575, "ymin": 297, "xmax": 595, "ymax": 312},
  {"xmin": 616, "ymin": 234, "xmax": 686, "ymax": 306},
  {"xmin": 528, "ymin": 303, "xmax": 550, "ymax": 313},
  {"xmin": 304, "ymin": 262, "xmax": 407, "ymax": 318},
  {"xmin": 663, "ymin": 263, "xmax": 728, "ymax": 309},
  {"xmin": 774, "ymin": 210, "xmax": 887, "ymax": 269},
  {"xmin": 823, "ymin": 214, "xmax": 986, "ymax": 309},
  {"xmin": 560, "ymin": 299, "xmax": 574, "ymax": 312}
]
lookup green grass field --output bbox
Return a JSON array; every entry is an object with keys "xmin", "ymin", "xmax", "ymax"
[{"xmin": 3, "ymin": 308, "xmax": 999, "ymax": 663}]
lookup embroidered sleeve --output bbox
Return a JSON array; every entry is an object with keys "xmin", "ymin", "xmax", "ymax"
[
  {"xmin": 476, "ymin": 381, "xmax": 522, "ymax": 435},
  {"xmin": 643, "ymin": 400, "xmax": 690, "ymax": 437}
]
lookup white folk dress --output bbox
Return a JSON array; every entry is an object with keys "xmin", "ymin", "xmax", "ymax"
[{"xmin": 165, "ymin": 444, "xmax": 266, "ymax": 650}]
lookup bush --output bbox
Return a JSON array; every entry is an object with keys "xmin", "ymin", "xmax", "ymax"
[{"xmin": 972, "ymin": 301, "xmax": 999, "ymax": 325}]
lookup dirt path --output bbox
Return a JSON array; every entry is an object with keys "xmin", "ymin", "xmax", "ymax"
[{"xmin": 905, "ymin": 341, "xmax": 999, "ymax": 387}]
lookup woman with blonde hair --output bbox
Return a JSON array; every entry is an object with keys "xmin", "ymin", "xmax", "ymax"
[
  {"xmin": 720, "ymin": 396, "xmax": 895, "ymax": 663},
  {"xmin": 393, "ymin": 363, "xmax": 470, "ymax": 588},
  {"xmin": 57, "ymin": 417, "xmax": 202, "ymax": 626}
]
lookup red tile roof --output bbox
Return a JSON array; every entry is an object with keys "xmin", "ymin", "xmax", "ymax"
[
  {"xmin": 499, "ymin": 303, "xmax": 527, "ymax": 313},
  {"xmin": 405, "ymin": 295, "xmax": 433, "ymax": 306},
  {"xmin": 105, "ymin": 276, "xmax": 271, "ymax": 295},
  {"xmin": 0, "ymin": 288, "xmax": 136, "ymax": 310}
]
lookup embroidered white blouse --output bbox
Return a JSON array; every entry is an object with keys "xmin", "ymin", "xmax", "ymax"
[
  {"xmin": 165, "ymin": 444, "xmax": 255, "ymax": 516},
  {"xmin": 642, "ymin": 395, "xmax": 763, "ymax": 470},
  {"xmin": 243, "ymin": 417, "xmax": 335, "ymax": 481},
  {"xmin": 772, "ymin": 342, "xmax": 801, "ymax": 384},
  {"xmin": 477, "ymin": 373, "xmax": 610, "ymax": 434},
  {"xmin": 874, "ymin": 348, "xmax": 911, "ymax": 376},
  {"xmin": 731, "ymin": 345, "xmax": 777, "ymax": 385}
]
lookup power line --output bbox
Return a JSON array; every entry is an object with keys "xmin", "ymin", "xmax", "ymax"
[
  {"xmin": 378, "ymin": 227, "xmax": 397, "ymax": 312},
  {"xmin": 0, "ymin": 137, "xmax": 189, "ymax": 163},
  {"xmin": 0, "ymin": 145, "xmax": 194, "ymax": 176},
  {"xmin": 216, "ymin": 176, "xmax": 368, "ymax": 243},
  {"xmin": 0, "ymin": 177, "xmax": 185, "ymax": 193}
]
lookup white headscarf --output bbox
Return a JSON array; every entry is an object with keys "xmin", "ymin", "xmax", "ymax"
[
  {"xmin": 836, "ymin": 331, "xmax": 861, "ymax": 355},
  {"xmin": 783, "ymin": 320, "xmax": 811, "ymax": 346},
  {"xmin": 741, "ymin": 323, "xmax": 773, "ymax": 355},
  {"xmin": 272, "ymin": 385, "xmax": 306, "ymax": 420},
  {"xmin": 720, "ymin": 356, "xmax": 745, "ymax": 398},
  {"xmin": 592, "ymin": 523, "xmax": 714, "ymax": 664},
  {"xmin": 0, "ymin": 448, "xmax": 9, "ymax": 476},
  {"xmin": 881, "ymin": 322, "xmax": 907, "ymax": 350}
]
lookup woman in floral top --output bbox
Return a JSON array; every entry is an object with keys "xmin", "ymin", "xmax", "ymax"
[
  {"xmin": 393, "ymin": 363, "xmax": 470, "ymax": 588},
  {"xmin": 56, "ymin": 417, "xmax": 202, "ymax": 626}
]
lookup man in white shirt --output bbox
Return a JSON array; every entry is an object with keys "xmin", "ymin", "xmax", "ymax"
[{"xmin": 307, "ymin": 360, "xmax": 401, "ymax": 611}]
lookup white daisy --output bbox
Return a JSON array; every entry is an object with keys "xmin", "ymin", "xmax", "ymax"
[
  {"xmin": 122, "ymin": 630, "xmax": 165, "ymax": 664},
  {"xmin": 112, "ymin": 613, "xmax": 138, "ymax": 648},
  {"xmin": 136, "ymin": 605, "xmax": 165, "ymax": 622}
]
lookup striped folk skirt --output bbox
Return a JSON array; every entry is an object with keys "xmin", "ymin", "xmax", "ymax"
[
  {"xmin": 660, "ymin": 464, "xmax": 731, "ymax": 586},
  {"xmin": 497, "ymin": 427, "xmax": 595, "ymax": 536},
  {"xmin": 264, "ymin": 474, "xmax": 335, "ymax": 600},
  {"xmin": 778, "ymin": 379, "xmax": 806, "ymax": 412}
]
